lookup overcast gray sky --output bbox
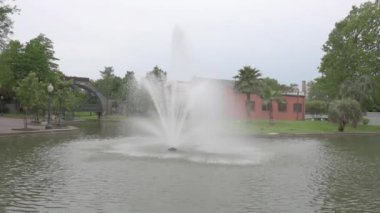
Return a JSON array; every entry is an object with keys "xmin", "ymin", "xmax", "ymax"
[{"xmin": 11, "ymin": 0, "xmax": 369, "ymax": 84}]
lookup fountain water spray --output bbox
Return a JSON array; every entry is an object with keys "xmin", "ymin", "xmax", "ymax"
[
  {"xmin": 140, "ymin": 76, "xmax": 227, "ymax": 150},
  {"xmin": 135, "ymin": 26, "xmax": 229, "ymax": 150}
]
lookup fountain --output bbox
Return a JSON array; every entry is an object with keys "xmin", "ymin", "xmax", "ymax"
[
  {"xmin": 134, "ymin": 26, "xmax": 227, "ymax": 151},
  {"xmin": 140, "ymin": 74, "xmax": 227, "ymax": 151},
  {"xmin": 113, "ymin": 26, "xmax": 264, "ymax": 165}
]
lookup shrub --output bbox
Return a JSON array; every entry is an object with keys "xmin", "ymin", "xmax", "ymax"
[
  {"xmin": 306, "ymin": 100, "xmax": 328, "ymax": 115},
  {"xmin": 0, "ymin": 105, "xmax": 9, "ymax": 114},
  {"xmin": 328, "ymin": 98, "xmax": 362, "ymax": 132},
  {"xmin": 362, "ymin": 118, "xmax": 370, "ymax": 125}
]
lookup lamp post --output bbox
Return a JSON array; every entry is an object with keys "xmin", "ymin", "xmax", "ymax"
[{"xmin": 46, "ymin": 83, "xmax": 54, "ymax": 129}]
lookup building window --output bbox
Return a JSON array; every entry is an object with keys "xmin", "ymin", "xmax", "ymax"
[
  {"xmin": 278, "ymin": 101, "xmax": 287, "ymax": 112},
  {"xmin": 262, "ymin": 102, "xmax": 272, "ymax": 111},
  {"xmin": 293, "ymin": 103, "xmax": 302, "ymax": 112},
  {"xmin": 246, "ymin": 100, "xmax": 255, "ymax": 112}
]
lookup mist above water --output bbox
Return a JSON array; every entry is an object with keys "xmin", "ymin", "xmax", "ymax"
[
  {"xmin": 118, "ymin": 26, "xmax": 261, "ymax": 164},
  {"xmin": 171, "ymin": 25, "xmax": 197, "ymax": 81},
  {"xmin": 139, "ymin": 78, "xmax": 227, "ymax": 149},
  {"xmin": 134, "ymin": 25, "xmax": 229, "ymax": 149}
]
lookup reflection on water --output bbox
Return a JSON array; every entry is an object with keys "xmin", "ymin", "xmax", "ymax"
[{"xmin": 0, "ymin": 121, "xmax": 380, "ymax": 212}]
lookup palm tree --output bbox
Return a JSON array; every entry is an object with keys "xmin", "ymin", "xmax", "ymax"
[
  {"xmin": 233, "ymin": 66, "xmax": 262, "ymax": 119},
  {"xmin": 260, "ymin": 85, "xmax": 283, "ymax": 125}
]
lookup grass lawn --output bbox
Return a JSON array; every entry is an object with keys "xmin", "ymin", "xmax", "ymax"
[
  {"xmin": 3, "ymin": 112, "xmax": 126, "ymax": 121},
  {"xmin": 74, "ymin": 112, "xmax": 127, "ymax": 121},
  {"xmin": 74, "ymin": 112, "xmax": 99, "ymax": 120},
  {"xmin": 4, "ymin": 112, "xmax": 380, "ymax": 135},
  {"xmin": 232, "ymin": 119, "xmax": 380, "ymax": 134}
]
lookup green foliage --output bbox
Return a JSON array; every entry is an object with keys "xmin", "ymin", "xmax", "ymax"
[
  {"xmin": 318, "ymin": 1, "xmax": 380, "ymax": 100},
  {"xmin": 0, "ymin": 40, "xmax": 23, "ymax": 93},
  {"xmin": 14, "ymin": 72, "xmax": 47, "ymax": 127},
  {"xmin": 233, "ymin": 66, "xmax": 262, "ymax": 119},
  {"xmin": 14, "ymin": 72, "xmax": 47, "ymax": 111},
  {"xmin": 234, "ymin": 119, "xmax": 380, "ymax": 134},
  {"xmin": 339, "ymin": 74, "xmax": 375, "ymax": 110},
  {"xmin": 146, "ymin": 66, "xmax": 167, "ymax": 83},
  {"xmin": 23, "ymin": 34, "xmax": 59, "ymax": 82},
  {"xmin": 259, "ymin": 82, "xmax": 283, "ymax": 124},
  {"xmin": 233, "ymin": 66, "xmax": 262, "ymax": 99},
  {"xmin": 50, "ymin": 74, "xmax": 83, "ymax": 114},
  {"xmin": 136, "ymin": 66, "xmax": 168, "ymax": 115},
  {"xmin": 94, "ymin": 66, "xmax": 125, "ymax": 100},
  {"xmin": 307, "ymin": 79, "xmax": 331, "ymax": 101},
  {"xmin": 261, "ymin": 77, "xmax": 290, "ymax": 93},
  {"xmin": 328, "ymin": 98, "xmax": 363, "ymax": 132},
  {"xmin": 362, "ymin": 118, "xmax": 370, "ymax": 125},
  {"xmin": 306, "ymin": 100, "xmax": 328, "ymax": 115},
  {"xmin": 134, "ymin": 86, "xmax": 152, "ymax": 114},
  {"xmin": 0, "ymin": 35, "xmax": 60, "ymax": 99},
  {"xmin": 123, "ymin": 71, "xmax": 138, "ymax": 114},
  {"xmin": 0, "ymin": 33, "xmax": 79, "ymax": 123},
  {"xmin": 0, "ymin": 0, "xmax": 18, "ymax": 49}
]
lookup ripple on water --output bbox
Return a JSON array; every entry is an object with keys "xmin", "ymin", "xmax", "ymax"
[{"xmin": 106, "ymin": 136, "xmax": 269, "ymax": 166}]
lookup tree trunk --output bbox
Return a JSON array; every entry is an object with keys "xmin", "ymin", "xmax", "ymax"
[
  {"xmin": 245, "ymin": 93, "xmax": 251, "ymax": 120},
  {"xmin": 58, "ymin": 99, "xmax": 62, "ymax": 126},
  {"xmin": 269, "ymin": 106, "xmax": 274, "ymax": 125},
  {"xmin": 24, "ymin": 110, "xmax": 28, "ymax": 129},
  {"xmin": 338, "ymin": 121, "xmax": 346, "ymax": 132}
]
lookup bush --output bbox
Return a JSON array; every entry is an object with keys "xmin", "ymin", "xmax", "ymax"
[
  {"xmin": 362, "ymin": 118, "xmax": 370, "ymax": 125},
  {"xmin": 0, "ymin": 105, "xmax": 9, "ymax": 114},
  {"xmin": 328, "ymin": 98, "xmax": 362, "ymax": 132},
  {"xmin": 306, "ymin": 100, "xmax": 328, "ymax": 115}
]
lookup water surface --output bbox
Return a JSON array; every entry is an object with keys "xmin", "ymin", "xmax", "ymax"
[{"xmin": 0, "ymin": 121, "xmax": 379, "ymax": 212}]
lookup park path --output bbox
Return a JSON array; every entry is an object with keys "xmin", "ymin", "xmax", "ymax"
[{"xmin": 0, "ymin": 117, "xmax": 77, "ymax": 136}]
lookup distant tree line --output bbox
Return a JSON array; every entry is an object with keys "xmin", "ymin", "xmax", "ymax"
[
  {"xmin": 306, "ymin": 1, "xmax": 379, "ymax": 131},
  {"xmin": 0, "ymin": 34, "xmax": 86, "ymax": 126},
  {"xmin": 92, "ymin": 65, "xmax": 167, "ymax": 115},
  {"xmin": 0, "ymin": 3, "xmax": 86, "ymax": 125}
]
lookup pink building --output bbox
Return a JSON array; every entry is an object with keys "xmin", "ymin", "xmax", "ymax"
[{"xmin": 193, "ymin": 77, "xmax": 306, "ymax": 121}]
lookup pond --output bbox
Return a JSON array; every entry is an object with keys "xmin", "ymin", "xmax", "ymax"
[{"xmin": 0, "ymin": 120, "xmax": 379, "ymax": 212}]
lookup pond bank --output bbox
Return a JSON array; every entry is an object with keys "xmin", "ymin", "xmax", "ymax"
[{"xmin": 0, "ymin": 117, "xmax": 78, "ymax": 137}]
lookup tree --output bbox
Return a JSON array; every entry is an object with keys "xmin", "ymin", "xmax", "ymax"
[
  {"xmin": 14, "ymin": 72, "xmax": 46, "ymax": 129},
  {"xmin": 261, "ymin": 77, "xmax": 291, "ymax": 93},
  {"xmin": 23, "ymin": 34, "xmax": 59, "ymax": 82},
  {"xmin": 307, "ymin": 79, "xmax": 331, "ymax": 101},
  {"xmin": 95, "ymin": 66, "xmax": 115, "ymax": 98},
  {"xmin": 123, "ymin": 71, "xmax": 138, "ymax": 114},
  {"xmin": 0, "ymin": 1, "xmax": 18, "ymax": 49},
  {"xmin": 339, "ymin": 74, "xmax": 375, "ymax": 110},
  {"xmin": 0, "ymin": 40, "xmax": 24, "ymax": 96},
  {"xmin": 233, "ymin": 66, "xmax": 262, "ymax": 119},
  {"xmin": 140, "ymin": 66, "xmax": 168, "ymax": 115},
  {"xmin": 319, "ymin": 1, "xmax": 380, "ymax": 100},
  {"xmin": 306, "ymin": 100, "xmax": 328, "ymax": 116},
  {"xmin": 94, "ymin": 66, "xmax": 124, "ymax": 100},
  {"xmin": 48, "ymin": 74, "xmax": 76, "ymax": 125},
  {"xmin": 328, "ymin": 98, "xmax": 362, "ymax": 132},
  {"xmin": 0, "ymin": 35, "xmax": 61, "ymax": 99},
  {"xmin": 146, "ymin": 66, "xmax": 167, "ymax": 83},
  {"xmin": 260, "ymin": 83, "xmax": 283, "ymax": 124}
]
